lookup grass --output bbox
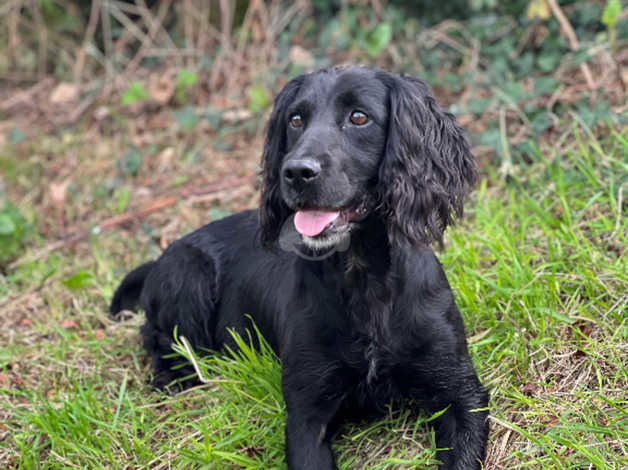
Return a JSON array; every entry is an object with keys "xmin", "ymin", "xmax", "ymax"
[{"xmin": 0, "ymin": 120, "xmax": 626, "ymax": 469}]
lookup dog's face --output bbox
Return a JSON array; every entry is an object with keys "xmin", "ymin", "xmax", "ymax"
[
  {"xmin": 260, "ymin": 66, "xmax": 477, "ymax": 251},
  {"xmin": 280, "ymin": 68, "xmax": 388, "ymax": 249}
]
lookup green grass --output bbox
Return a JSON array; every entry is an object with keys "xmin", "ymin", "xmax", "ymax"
[{"xmin": 0, "ymin": 121, "xmax": 626, "ymax": 469}]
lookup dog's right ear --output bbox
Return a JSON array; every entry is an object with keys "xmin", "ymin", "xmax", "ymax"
[{"xmin": 259, "ymin": 76, "xmax": 303, "ymax": 249}]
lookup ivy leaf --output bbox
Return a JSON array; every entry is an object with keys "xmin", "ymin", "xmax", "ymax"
[
  {"xmin": 9, "ymin": 128, "xmax": 26, "ymax": 144},
  {"xmin": 533, "ymin": 77, "xmax": 559, "ymax": 97},
  {"xmin": 477, "ymin": 128, "xmax": 502, "ymax": 155},
  {"xmin": 364, "ymin": 23, "xmax": 392, "ymax": 58},
  {"xmin": 601, "ymin": 0, "xmax": 621, "ymax": 27},
  {"xmin": 537, "ymin": 54, "xmax": 560, "ymax": 73},
  {"xmin": 531, "ymin": 112, "xmax": 552, "ymax": 135},
  {"xmin": 248, "ymin": 85, "xmax": 270, "ymax": 113},
  {"xmin": 115, "ymin": 186, "xmax": 131, "ymax": 214},
  {"xmin": 62, "ymin": 271, "xmax": 95, "ymax": 291},
  {"xmin": 0, "ymin": 203, "xmax": 27, "ymax": 266},
  {"xmin": 203, "ymin": 107, "xmax": 222, "ymax": 129},
  {"xmin": 468, "ymin": 98, "xmax": 493, "ymax": 115},
  {"xmin": 121, "ymin": 82, "xmax": 148, "ymax": 106},
  {"xmin": 118, "ymin": 147, "xmax": 143, "ymax": 176},
  {"xmin": 527, "ymin": 0, "xmax": 551, "ymax": 20},
  {"xmin": 209, "ymin": 207, "xmax": 232, "ymax": 221},
  {"xmin": 0, "ymin": 213, "xmax": 16, "ymax": 235},
  {"xmin": 174, "ymin": 106, "xmax": 199, "ymax": 131},
  {"xmin": 176, "ymin": 69, "xmax": 198, "ymax": 89},
  {"xmin": 175, "ymin": 69, "xmax": 198, "ymax": 104}
]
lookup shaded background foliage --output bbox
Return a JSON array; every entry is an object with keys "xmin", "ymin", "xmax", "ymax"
[{"xmin": 1, "ymin": 0, "xmax": 624, "ymax": 265}]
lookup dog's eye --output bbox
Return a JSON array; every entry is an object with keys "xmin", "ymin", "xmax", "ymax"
[
  {"xmin": 289, "ymin": 114, "xmax": 304, "ymax": 128},
  {"xmin": 349, "ymin": 110, "xmax": 368, "ymax": 125}
]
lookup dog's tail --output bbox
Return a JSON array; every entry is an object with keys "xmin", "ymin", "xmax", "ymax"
[{"xmin": 109, "ymin": 261, "xmax": 156, "ymax": 317}]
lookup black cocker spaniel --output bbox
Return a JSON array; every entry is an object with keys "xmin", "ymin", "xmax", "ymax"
[{"xmin": 110, "ymin": 65, "xmax": 489, "ymax": 470}]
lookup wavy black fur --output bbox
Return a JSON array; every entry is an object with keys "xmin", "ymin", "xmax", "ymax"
[{"xmin": 110, "ymin": 66, "xmax": 488, "ymax": 470}]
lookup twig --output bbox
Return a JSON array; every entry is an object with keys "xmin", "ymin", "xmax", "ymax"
[
  {"xmin": 50, "ymin": 93, "xmax": 100, "ymax": 125},
  {"xmin": 8, "ymin": 177, "xmax": 251, "ymax": 270},
  {"xmin": 209, "ymin": 0, "xmax": 237, "ymax": 90},
  {"xmin": 73, "ymin": 0, "xmax": 101, "ymax": 86},
  {"xmin": 8, "ymin": 197, "xmax": 177, "ymax": 270},
  {"xmin": 616, "ymin": 184, "xmax": 624, "ymax": 235},
  {"xmin": 100, "ymin": 0, "xmax": 115, "ymax": 93},
  {"xmin": 183, "ymin": 0, "xmax": 195, "ymax": 69},
  {"xmin": 195, "ymin": 0, "xmax": 211, "ymax": 55},
  {"xmin": 179, "ymin": 175, "xmax": 251, "ymax": 197},
  {"xmin": 0, "ymin": 0, "xmax": 21, "ymax": 17},
  {"xmin": 7, "ymin": 0, "xmax": 20, "ymax": 72},
  {"xmin": 0, "ymin": 77, "xmax": 53, "ymax": 111},
  {"xmin": 99, "ymin": 197, "xmax": 179, "ymax": 231},
  {"xmin": 120, "ymin": 0, "xmax": 173, "ymax": 83},
  {"xmin": 498, "ymin": 106, "xmax": 514, "ymax": 178},
  {"xmin": 547, "ymin": 0, "xmax": 596, "ymax": 92},
  {"xmin": 108, "ymin": 2, "xmax": 151, "ymax": 44},
  {"xmin": 29, "ymin": 0, "xmax": 46, "ymax": 79}
]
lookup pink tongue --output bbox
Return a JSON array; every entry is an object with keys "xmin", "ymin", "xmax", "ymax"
[{"xmin": 294, "ymin": 210, "xmax": 340, "ymax": 237}]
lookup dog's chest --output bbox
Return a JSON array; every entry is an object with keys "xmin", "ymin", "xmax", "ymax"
[
  {"xmin": 344, "ymin": 297, "xmax": 398, "ymax": 392},
  {"xmin": 341, "ymin": 331, "xmax": 401, "ymax": 409}
]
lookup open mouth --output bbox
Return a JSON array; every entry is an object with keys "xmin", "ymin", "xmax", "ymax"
[{"xmin": 293, "ymin": 202, "xmax": 368, "ymax": 239}]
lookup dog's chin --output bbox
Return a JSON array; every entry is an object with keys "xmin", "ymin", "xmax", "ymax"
[{"xmin": 301, "ymin": 229, "xmax": 351, "ymax": 251}]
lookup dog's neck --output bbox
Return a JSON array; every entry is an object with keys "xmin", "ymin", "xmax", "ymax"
[{"xmin": 343, "ymin": 218, "xmax": 391, "ymax": 278}]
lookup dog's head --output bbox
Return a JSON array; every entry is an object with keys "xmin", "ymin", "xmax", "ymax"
[{"xmin": 259, "ymin": 66, "xmax": 476, "ymax": 251}]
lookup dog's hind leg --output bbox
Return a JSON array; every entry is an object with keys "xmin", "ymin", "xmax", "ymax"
[{"xmin": 138, "ymin": 243, "xmax": 220, "ymax": 392}]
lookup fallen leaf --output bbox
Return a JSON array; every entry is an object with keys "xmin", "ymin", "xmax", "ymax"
[
  {"xmin": 49, "ymin": 179, "xmax": 71, "ymax": 207},
  {"xmin": 289, "ymin": 45, "xmax": 315, "ymax": 68},
  {"xmin": 50, "ymin": 82, "xmax": 79, "ymax": 104},
  {"xmin": 20, "ymin": 318, "xmax": 33, "ymax": 326},
  {"xmin": 94, "ymin": 106, "xmax": 110, "ymax": 120},
  {"xmin": 148, "ymin": 70, "xmax": 177, "ymax": 105},
  {"xmin": 545, "ymin": 416, "xmax": 559, "ymax": 426},
  {"xmin": 521, "ymin": 383, "xmax": 540, "ymax": 396},
  {"xmin": 60, "ymin": 319, "xmax": 78, "ymax": 329},
  {"xmin": 578, "ymin": 323, "xmax": 593, "ymax": 337},
  {"xmin": 223, "ymin": 109, "xmax": 252, "ymax": 123}
]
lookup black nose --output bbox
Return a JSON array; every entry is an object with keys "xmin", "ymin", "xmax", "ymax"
[{"xmin": 282, "ymin": 159, "xmax": 321, "ymax": 186}]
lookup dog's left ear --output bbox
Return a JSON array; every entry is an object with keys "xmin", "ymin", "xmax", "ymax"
[{"xmin": 377, "ymin": 73, "xmax": 477, "ymax": 247}]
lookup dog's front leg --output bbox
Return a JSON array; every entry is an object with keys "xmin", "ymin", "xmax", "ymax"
[
  {"xmin": 431, "ymin": 377, "xmax": 489, "ymax": 470},
  {"xmin": 411, "ymin": 358, "xmax": 489, "ymax": 470},
  {"xmin": 282, "ymin": 363, "xmax": 345, "ymax": 470},
  {"xmin": 284, "ymin": 408, "xmax": 339, "ymax": 470}
]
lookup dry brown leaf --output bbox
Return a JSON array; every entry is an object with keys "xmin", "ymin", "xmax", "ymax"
[
  {"xmin": 60, "ymin": 319, "xmax": 78, "ymax": 329},
  {"xmin": 289, "ymin": 45, "xmax": 315, "ymax": 68},
  {"xmin": 49, "ymin": 179, "xmax": 71, "ymax": 207},
  {"xmin": 148, "ymin": 70, "xmax": 177, "ymax": 106},
  {"xmin": 50, "ymin": 82, "xmax": 79, "ymax": 104}
]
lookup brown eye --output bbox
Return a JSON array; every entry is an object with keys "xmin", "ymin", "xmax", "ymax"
[
  {"xmin": 350, "ymin": 110, "xmax": 368, "ymax": 125},
  {"xmin": 290, "ymin": 114, "xmax": 303, "ymax": 128}
]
